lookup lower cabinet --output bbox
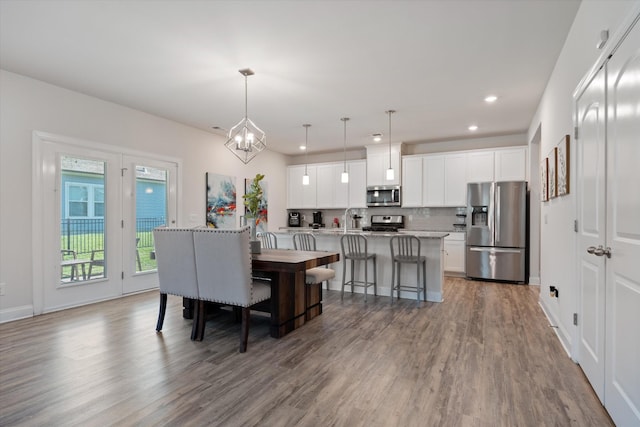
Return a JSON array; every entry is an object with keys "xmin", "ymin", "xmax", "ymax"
[{"xmin": 444, "ymin": 233, "xmax": 466, "ymax": 275}]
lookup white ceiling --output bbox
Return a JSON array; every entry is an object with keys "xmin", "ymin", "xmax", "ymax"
[{"xmin": 0, "ymin": 0, "xmax": 580, "ymax": 155}]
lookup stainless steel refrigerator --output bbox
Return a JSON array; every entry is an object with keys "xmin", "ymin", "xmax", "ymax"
[{"xmin": 466, "ymin": 181, "xmax": 528, "ymax": 283}]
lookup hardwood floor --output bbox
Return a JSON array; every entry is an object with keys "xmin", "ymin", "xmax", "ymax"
[{"xmin": 0, "ymin": 278, "xmax": 613, "ymax": 426}]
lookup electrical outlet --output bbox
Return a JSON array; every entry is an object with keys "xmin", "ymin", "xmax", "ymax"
[{"xmin": 0, "ymin": 283, "xmax": 6, "ymax": 296}]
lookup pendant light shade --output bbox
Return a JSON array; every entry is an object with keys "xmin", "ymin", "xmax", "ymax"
[
  {"xmin": 224, "ymin": 69, "xmax": 266, "ymax": 164},
  {"xmin": 302, "ymin": 124, "xmax": 311, "ymax": 186},
  {"xmin": 341, "ymin": 117, "xmax": 350, "ymax": 183},
  {"xmin": 385, "ymin": 110, "xmax": 396, "ymax": 181}
]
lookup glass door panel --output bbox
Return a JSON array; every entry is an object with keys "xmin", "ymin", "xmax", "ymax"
[
  {"xmin": 135, "ymin": 165, "xmax": 167, "ymax": 273},
  {"xmin": 60, "ymin": 155, "xmax": 106, "ymax": 284}
]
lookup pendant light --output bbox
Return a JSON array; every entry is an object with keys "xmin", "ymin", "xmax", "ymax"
[
  {"xmin": 302, "ymin": 124, "xmax": 311, "ymax": 186},
  {"xmin": 224, "ymin": 68, "xmax": 266, "ymax": 164},
  {"xmin": 341, "ymin": 117, "xmax": 350, "ymax": 183},
  {"xmin": 385, "ymin": 109, "xmax": 396, "ymax": 181}
]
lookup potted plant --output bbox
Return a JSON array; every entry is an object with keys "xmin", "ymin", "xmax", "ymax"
[{"xmin": 243, "ymin": 173, "xmax": 265, "ymax": 253}]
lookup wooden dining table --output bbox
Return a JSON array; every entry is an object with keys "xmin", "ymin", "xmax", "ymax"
[{"xmin": 251, "ymin": 248, "xmax": 339, "ymax": 338}]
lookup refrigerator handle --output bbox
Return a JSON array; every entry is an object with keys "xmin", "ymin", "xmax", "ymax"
[{"xmin": 496, "ymin": 185, "xmax": 500, "ymax": 242}]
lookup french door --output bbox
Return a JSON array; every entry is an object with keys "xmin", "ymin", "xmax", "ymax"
[{"xmin": 33, "ymin": 132, "xmax": 178, "ymax": 313}]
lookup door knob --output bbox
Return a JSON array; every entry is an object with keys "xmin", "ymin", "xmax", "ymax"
[{"xmin": 589, "ymin": 245, "xmax": 612, "ymax": 258}]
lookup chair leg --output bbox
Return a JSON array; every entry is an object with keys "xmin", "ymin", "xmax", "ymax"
[
  {"xmin": 373, "ymin": 257, "xmax": 377, "ymax": 296},
  {"xmin": 364, "ymin": 259, "xmax": 368, "ymax": 302},
  {"xmin": 416, "ymin": 261, "xmax": 424, "ymax": 303},
  {"xmin": 156, "ymin": 293, "xmax": 168, "ymax": 331},
  {"xmin": 422, "ymin": 260, "xmax": 427, "ymax": 302},
  {"xmin": 350, "ymin": 259, "xmax": 355, "ymax": 294},
  {"xmin": 193, "ymin": 300, "xmax": 206, "ymax": 341},
  {"xmin": 240, "ymin": 307, "xmax": 250, "ymax": 353},
  {"xmin": 390, "ymin": 260, "xmax": 395, "ymax": 304},
  {"xmin": 341, "ymin": 259, "xmax": 347, "ymax": 300}
]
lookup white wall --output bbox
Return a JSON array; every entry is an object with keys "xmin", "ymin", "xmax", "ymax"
[
  {"xmin": 527, "ymin": 0, "xmax": 637, "ymax": 354},
  {"xmin": 0, "ymin": 70, "xmax": 289, "ymax": 321}
]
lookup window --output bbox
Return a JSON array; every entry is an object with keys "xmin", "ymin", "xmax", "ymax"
[{"xmin": 65, "ymin": 182, "xmax": 104, "ymax": 218}]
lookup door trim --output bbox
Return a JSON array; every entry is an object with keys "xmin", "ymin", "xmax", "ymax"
[{"xmin": 32, "ymin": 131, "xmax": 182, "ymax": 315}]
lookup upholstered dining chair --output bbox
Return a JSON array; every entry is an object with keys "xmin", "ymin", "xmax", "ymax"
[
  {"xmin": 257, "ymin": 231, "xmax": 278, "ymax": 249},
  {"xmin": 293, "ymin": 232, "xmax": 336, "ymax": 291},
  {"xmin": 152, "ymin": 227, "xmax": 200, "ymax": 340},
  {"xmin": 192, "ymin": 226, "xmax": 271, "ymax": 353}
]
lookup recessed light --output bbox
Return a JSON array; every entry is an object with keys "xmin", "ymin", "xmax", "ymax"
[
  {"xmin": 372, "ymin": 133, "xmax": 383, "ymax": 142},
  {"xmin": 468, "ymin": 125, "xmax": 478, "ymax": 131},
  {"xmin": 484, "ymin": 95, "xmax": 498, "ymax": 103},
  {"xmin": 299, "ymin": 145, "xmax": 306, "ymax": 150}
]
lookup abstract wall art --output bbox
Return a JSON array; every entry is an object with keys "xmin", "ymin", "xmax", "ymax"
[{"xmin": 206, "ymin": 173, "xmax": 237, "ymax": 228}]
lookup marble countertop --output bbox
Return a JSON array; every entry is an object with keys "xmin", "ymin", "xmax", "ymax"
[{"xmin": 276, "ymin": 227, "xmax": 449, "ymax": 239}]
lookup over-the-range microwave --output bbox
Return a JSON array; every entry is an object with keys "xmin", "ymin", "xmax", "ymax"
[{"xmin": 366, "ymin": 185, "xmax": 401, "ymax": 207}]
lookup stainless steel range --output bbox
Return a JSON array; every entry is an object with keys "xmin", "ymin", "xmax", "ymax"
[{"xmin": 362, "ymin": 215, "xmax": 404, "ymax": 232}]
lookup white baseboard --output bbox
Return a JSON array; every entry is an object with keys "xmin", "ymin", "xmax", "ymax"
[
  {"xmin": 0, "ymin": 305, "xmax": 34, "ymax": 323},
  {"xmin": 538, "ymin": 299, "xmax": 572, "ymax": 358}
]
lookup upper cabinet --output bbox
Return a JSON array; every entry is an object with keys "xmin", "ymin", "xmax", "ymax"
[
  {"xmin": 444, "ymin": 153, "xmax": 467, "ymax": 206},
  {"xmin": 466, "ymin": 146, "xmax": 528, "ymax": 183},
  {"xmin": 494, "ymin": 147, "xmax": 527, "ymax": 182},
  {"xmin": 287, "ymin": 160, "xmax": 367, "ymax": 209},
  {"xmin": 287, "ymin": 165, "xmax": 317, "ymax": 209},
  {"xmin": 402, "ymin": 153, "xmax": 467, "ymax": 207},
  {"xmin": 401, "ymin": 156, "xmax": 423, "ymax": 207},
  {"xmin": 366, "ymin": 143, "xmax": 402, "ymax": 186},
  {"xmin": 348, "ymin": 160, "xmax": 367, "ymax": 208},
  {"xmin": 466, "ymin": 151, "xmax": 495, "ymax": 183}
]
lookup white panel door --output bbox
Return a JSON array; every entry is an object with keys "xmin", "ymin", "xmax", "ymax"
[
  {"xmin": 604, "ymin": 18, "xmax": 640, "ymax": 426},
  {"xmin": 576, "ymin": 65, "xmax": 607, "ymax": 402}
]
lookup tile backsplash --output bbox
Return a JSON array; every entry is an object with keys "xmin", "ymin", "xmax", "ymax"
[{"xmin": 288, "ymin": 206, "xmax": 467, "ymax": 232}]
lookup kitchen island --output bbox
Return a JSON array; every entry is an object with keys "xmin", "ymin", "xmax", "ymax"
[{"xmin": 275, "ymin": 229, "xmax": 448, "ymax": 302}]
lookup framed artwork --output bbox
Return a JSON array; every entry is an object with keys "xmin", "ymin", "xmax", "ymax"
[
  {"xmin": 548, "ymin": 147, "xmax": 558, "ymax": 199},
  {"xmin": 245, "ymin": 178, "xmax": 268, "ymax": 232},
  {"xmin": 540, "ymin": 157, "xmax": 549, "ymax": 202},
  {"xmin": 557, "ymin": 135, "xmax": 570, "ymax": 196},
  {"xmin": 206, "ymin": 173, "xmax": 237, "ymax": 228}
]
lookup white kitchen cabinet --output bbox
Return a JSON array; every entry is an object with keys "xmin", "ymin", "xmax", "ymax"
[
  {"xmin": 402, "ymin": 156, "xmax": 423, "ymax": 207},
  {"xmin": 444, "ymin": 153, "xmax": 467, "ymax": 206},
  {"xmin": 444, "ymin": 232, "xmax": 466, "ymax": 275},
  {"xmin": 316, "ymin": 164, "xmax": 336, "ymax": 207},
  {"xmin": 287, "ymin": 165, "xmax": 317, "ymax": 209},
  {"xmin": 348, "ymin": 160, "xmax": 367, "ymax": 208},
  {"xmin": 366, "ymin": 143, "xmax": 402, "ymax": 186},
  {"xmin": 422, "ymin": 155, "xmax": 445, "ymax": 206},
  {"xmin": 466, "ymin": 150, "xmax": 495, "ymax": 183},
  {"xmin": 495, "ymin": 147, "xmax": 527, "ymax": 181},
  {"xmin": 288, "ymin": 160, "xmax": 366, "ymax": 209}
]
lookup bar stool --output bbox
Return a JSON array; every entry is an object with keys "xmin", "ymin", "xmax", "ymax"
[
  {"xmin": 293, "ymin": 232, "xmax": 336, "ymax": 290},
  {"xmin": 257, "ymin": 231, "xmax": 278, "ymax": 249},
  {"xmin": 390, "ymin": 235, "xmax": 427, "ymax": 303},
  {"xmin": 340, "ymin": 234, "xmax": 377, "ymax": 302}
]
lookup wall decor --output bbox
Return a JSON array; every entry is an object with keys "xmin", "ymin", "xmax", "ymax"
[
  {"xmin": 557, "ymin": 134, "xmax": 570, "ymax": 196},
  {"xmin": 206, "ymin": 173, "xmax": 237, "ymax": 228},
  {"xmin": 540, "ymin": 157, "xmax": 549, "ymax": 202},
  {"xmin": 245, "ymin": 177, "xmax": 268, "ymax": 232},
  {"xmin": 548, "ymin": 147, "xmax": 558, "ymax": 199}
]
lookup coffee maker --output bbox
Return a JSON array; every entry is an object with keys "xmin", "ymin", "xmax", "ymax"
[{"xmin": 311, "ymin": 211, "xmax": 323, "ymax": 228}]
